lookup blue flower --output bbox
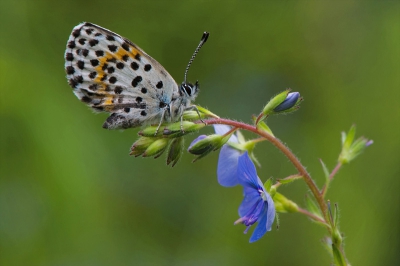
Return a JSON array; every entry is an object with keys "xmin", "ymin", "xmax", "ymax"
[
  {"xmin": 273, "ymin": 92, "xmax": 300, "ymax": 112},
  {"xmin": 234, "ymin": 152, "xmax": 275, "ymax": 243}
]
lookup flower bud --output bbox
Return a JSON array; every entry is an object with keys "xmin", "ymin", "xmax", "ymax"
[
  {"xmin": 188, "ymin": 133, "xmax": 231, "ymax": 161},
  {"xmin": 167, "ymin": 137, "xmax": 184, "ymax": 167},
  {"xmin": 163, "ymin": 121, "xmax": 206, "ymax": 137},
  {"xmin": 261, "ymin": 90, "xmax": 290, "ymax": 116},
  {"xmin": 188, "ymin": 134, "xmax": 223, "ymax": 155},
  {"xmin": 139, "ymin": 126, "xmax": 164, "ymax": 137},
  {"xmin": 273, "ymin": 192, "xmax": 299, "ymax": 213},
  {"xmin": 273, "ymin": 92, "xmax": 301, "ymax": 112},
  {"xmin": 130, "ymin": 137, "xmax": 158, "ymax": 157},
  {"xmin": 182, "ymin": 106, "xmax": 219, "ymax": 121},
  {"xmin": 142, "ymin": 138, "xmax": 170, "ymax": 157},
  {"xmin": 338, "ymin": 125, "xmax": 373, "ymax": 164}
]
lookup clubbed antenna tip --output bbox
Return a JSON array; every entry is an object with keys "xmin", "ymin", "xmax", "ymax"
[{"xmin": 184, "ymin": 31, "xmax": 209, "ymax": 84}]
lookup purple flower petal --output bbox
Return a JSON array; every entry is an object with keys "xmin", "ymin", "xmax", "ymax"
[
  {"xmin": 249, "ymin": 193, "xmax": 275, "ymax": 243},
  {"xmin": 213, "ymin": 124, "xmax": 241, "ymax": 187},
  {"xmin": 235, "ymin": 152, "xmax": 276, "ymax": 242},
  {"xmin": 188, "ymin": 135, "xmax": 207, "ymax": 151},
  {"xmin": 265, "ymin": 191, "xmax": 276, "ymax": 231},
  {"xmin": 238, "ymin": 190, "xmax": 260, "ymax": 217},
  {"xmin": 237, "ymin": 152, "xmax": 260, "ymax": 189},
  {"xmin": 217, "ymin": 145, "xmax": 241, "ymax": 186},
  {"xmin": 249, "ymin": 204, "xmax": 269, "ymax": 242}
]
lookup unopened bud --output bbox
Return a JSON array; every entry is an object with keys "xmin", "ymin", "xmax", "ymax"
[
  {"xmin": 130, "ymin": 137, "xmax": 158, "ymax": 157},
  {"xmin": 142, "ymin": 138, "xmax": 170, "ymax": 157},
  {"xmin": 163, "ymin": 121, "xmax": 205, "ymax": 137},
  {"xmin": 167, "ymin": 137, "xmax": 184, "ymax": 167},
  {"xmin": 273, "ymin": 192, "xmax": 299, "ymax": 213},
  {"xmin": 273, "ymin": 92, "xmax": 301, "ymax": 112}
]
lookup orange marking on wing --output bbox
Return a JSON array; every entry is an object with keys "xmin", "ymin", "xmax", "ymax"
[
  {"xmin": 115, "ymin": 47, "xmax": 140, "ymax": 61},
  {"xmin": 93, "ymin": 52, "xmax": 114, "ymax": 84}
]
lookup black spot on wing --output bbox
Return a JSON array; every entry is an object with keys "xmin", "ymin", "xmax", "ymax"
[{"xmin": 66, "ymin": 66, "xmax": 75, "ymax": 75}]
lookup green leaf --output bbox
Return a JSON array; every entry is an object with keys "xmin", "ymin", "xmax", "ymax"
[
  {"xmin": 256, "ymin": 121, "xmax": 275, "ymax": 137},
  {"xmin": 320, "ymin": 159, "xmax": 330, "ymax": 187},
  {"xmin": 305, "ymin": 193, "xmax": 323, "ymax": 218}
]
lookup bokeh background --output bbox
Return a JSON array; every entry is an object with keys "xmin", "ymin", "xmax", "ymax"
[{"xmin": 1, "ymin": 1, "xmax": 399, "ymax": 265}]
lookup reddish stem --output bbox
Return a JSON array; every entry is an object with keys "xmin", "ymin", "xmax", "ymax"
[
  {"xmin": 298, "ymin": 207, "xmax": 328, "ymax": 225},
  {"xmin": 320, "ymin": 162, "xmax": 343, "ymax": 196}
]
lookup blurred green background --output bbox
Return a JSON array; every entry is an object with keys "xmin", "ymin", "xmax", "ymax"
[{"xmin": 1, "ymin": 1, "xmax": 399, "ymax": 265}]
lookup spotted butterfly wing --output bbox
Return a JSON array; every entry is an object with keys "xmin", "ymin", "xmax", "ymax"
[{"xmin": 64, "ymin": 22, "xmax": 182, "ymax": 129}]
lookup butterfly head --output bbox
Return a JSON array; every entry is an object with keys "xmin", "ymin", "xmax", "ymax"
[{"xmin": 180, "ymin": 81, "xmax": 199, "ymax": 101}]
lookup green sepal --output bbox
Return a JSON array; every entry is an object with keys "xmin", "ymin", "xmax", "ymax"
[
  {"xmin": 142, "ymin": 138, "xmax": 170, "ymax": 157},
  {"xmin": 342, "ymin": 125, "xmax": 356, "ymax": 149},
  {"xmin": 264, "ymin": 178, "xmax": 273, "ymax": 193},
  {"xmin": 166, "ymin": 137, "xmax": 184, "ymax": 167}
]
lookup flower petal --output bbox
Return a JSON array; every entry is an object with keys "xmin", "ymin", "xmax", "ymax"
[
  {"xmin": 217, "ymin": 145, "xmax": 241, "ymax": 187},
  {"xmin": 265, "ymin": 192, "xmax": 276, "ymax": 231},
  {"xmin": 188, "ymin": 135, "xmax": 207, "ymax": 150},
  {"xmin": 238, "ymin": 189, "xmax": 259, "ymax": 215},
  {"xmin": 249, "ymin": 192, "xmax": 275, "ymax": 243},
  {"xmin": 213, "ymin": 125, "xmax": 238, "ymax": 143},
  {"xmin": 249, "ymin": 204, "xmax": 269, "ymax": 242},
  {"xmin": 237, "ymin": 152, "xmax": 259, "ymax": 189}
]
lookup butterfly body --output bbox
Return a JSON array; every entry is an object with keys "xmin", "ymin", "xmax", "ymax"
[{"xmin": 65, "ymin": 22, "xmax": 201, "ymax": 129}]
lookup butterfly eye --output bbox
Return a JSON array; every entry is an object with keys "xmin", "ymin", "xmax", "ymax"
[{"xmin": 180, "ymin": 83, "xmax": 193, "ymax": 96}]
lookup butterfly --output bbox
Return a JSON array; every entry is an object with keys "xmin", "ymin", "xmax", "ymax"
[{"xmin": 64, "ymin": 22, "xmax": 208, "ymax": 131}]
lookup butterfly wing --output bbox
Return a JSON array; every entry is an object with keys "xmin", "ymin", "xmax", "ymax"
[{"xmin": 64, "ymin": 22, "xmax": 180, "ymax": 129}]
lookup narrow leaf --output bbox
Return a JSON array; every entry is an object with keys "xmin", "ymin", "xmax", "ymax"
[{"xmin": 305, "ymin": 193, "xmax": 323, "ymax": 218}]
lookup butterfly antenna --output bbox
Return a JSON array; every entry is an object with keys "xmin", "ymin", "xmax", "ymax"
[{"xmin": 184, "ymin": 31, "xmax": 209, "ymax": 84}]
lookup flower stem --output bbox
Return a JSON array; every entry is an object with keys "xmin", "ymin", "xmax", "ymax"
[
  {"xmin": 204, "ymin": 118, "xmax": 329, "ymax": 220},
  {"xmin": 321, "ymin": 162, "xmax": 343, "ymax": 197},
  {"xmin": 297, "ymin": 207, "xmax": 328, "ymax": 225}
]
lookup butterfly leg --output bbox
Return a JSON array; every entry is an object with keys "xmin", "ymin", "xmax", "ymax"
[
  {"xmin": 185, "ymin": 105, "xmax": 206, "ymax": 125},
  {"xmin": 154, "ymin": 108, "xmax": 167, "ymax": 136}
]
